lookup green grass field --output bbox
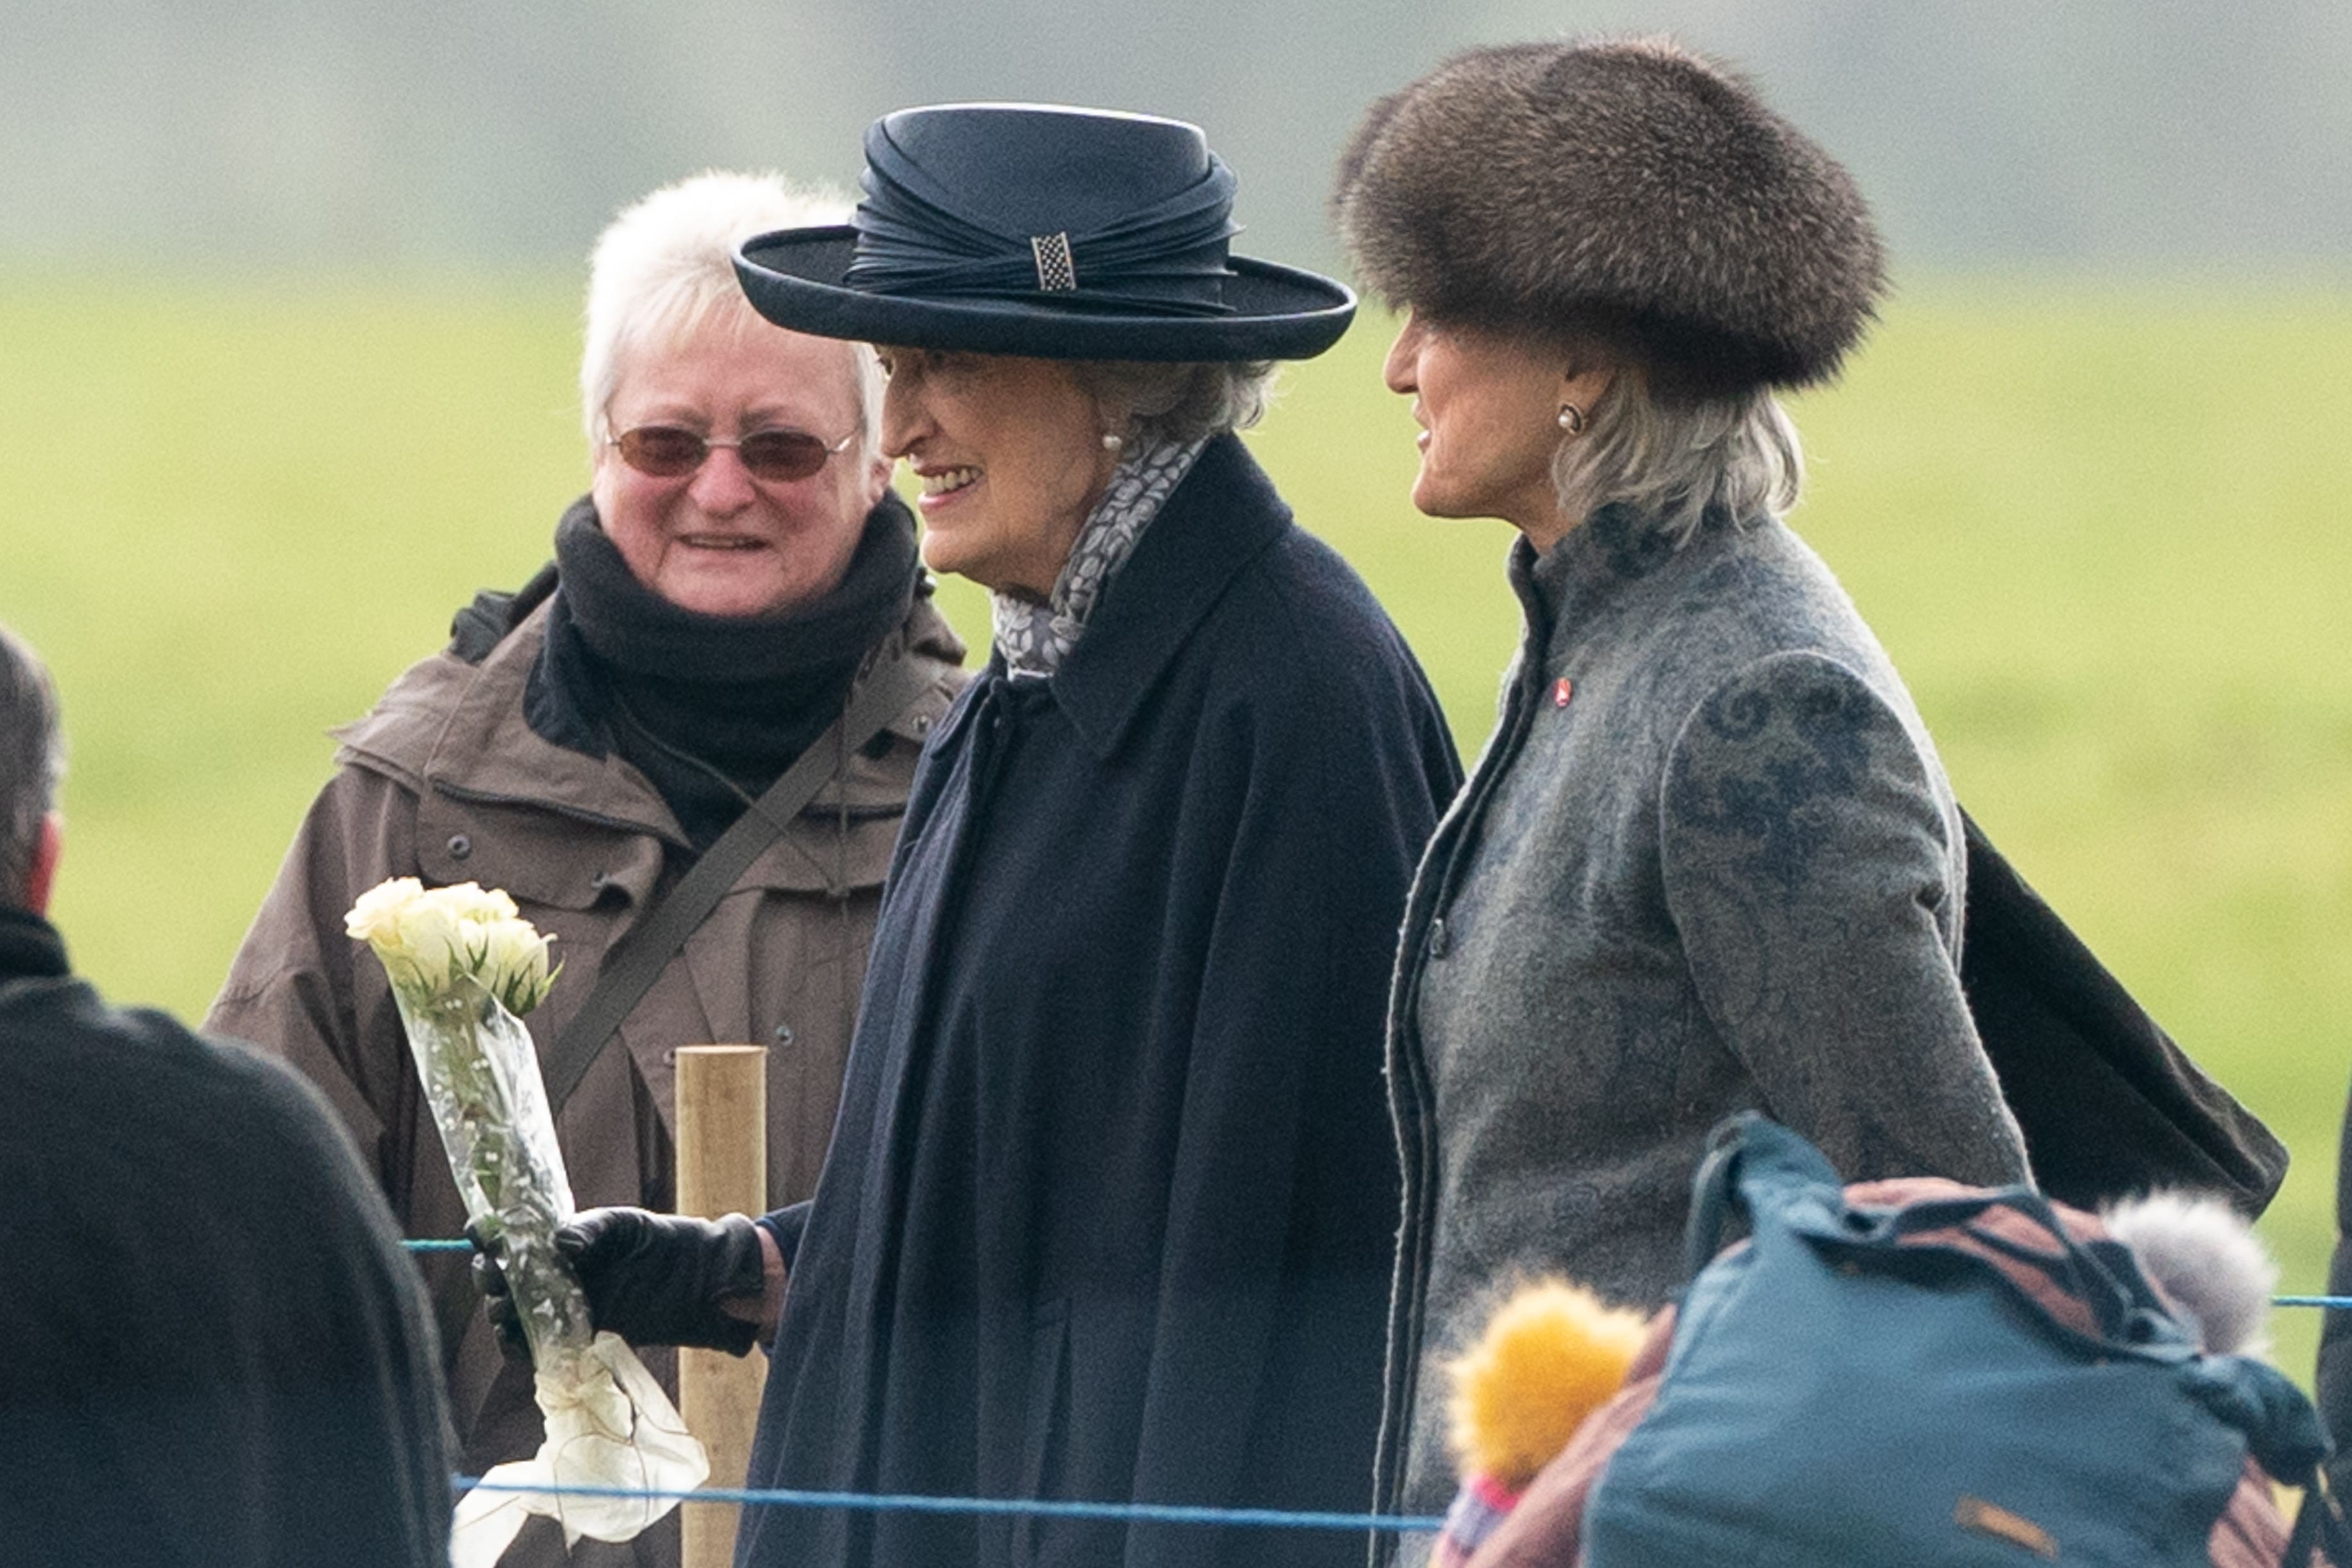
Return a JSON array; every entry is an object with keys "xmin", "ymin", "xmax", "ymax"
[{"xmin": 4, "ymin": 274, "xmax": 2348, "ymax": 1379}]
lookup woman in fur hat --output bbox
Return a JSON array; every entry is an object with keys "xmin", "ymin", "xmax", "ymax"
[{"xmin": 1332, "ymin": 38, "xmax": 2036, "ymax": 1545}]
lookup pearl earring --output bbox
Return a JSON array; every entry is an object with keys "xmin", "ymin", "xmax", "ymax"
[
  {"xmin": 1102, "ymin": 432, "xmax": 1124, "ymax": 453},
  {"xmin": 1557, "ymin": 403, "xmax": 1586, "ymax": 435}
]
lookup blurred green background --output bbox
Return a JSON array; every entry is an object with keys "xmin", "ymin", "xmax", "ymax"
[{"xmin": 2, "ymin": 275, "xmax": 2348, "ymax": 1383}]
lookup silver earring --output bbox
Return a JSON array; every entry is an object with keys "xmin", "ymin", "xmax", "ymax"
[
  {"xmin": 1102, "ymin": 432, "xmax": 1124, "ymax": 453},
  {"xmin": 1557, "ymin": 403, "xmax": 1586, "ymax": 435}
]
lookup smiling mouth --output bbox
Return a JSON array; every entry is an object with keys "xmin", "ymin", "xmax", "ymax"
[
  {"xmin": 679, "ymin": 534, "xmax": 766, "ymax": 550},
  {"xmin": 919, "ymin": 466, "xmax": 980, "ymax": 497}
]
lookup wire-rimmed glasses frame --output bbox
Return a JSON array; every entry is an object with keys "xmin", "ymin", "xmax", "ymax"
[{"xmin": 605, "ymin": 421, "xmax": 859, "ymax": 484}]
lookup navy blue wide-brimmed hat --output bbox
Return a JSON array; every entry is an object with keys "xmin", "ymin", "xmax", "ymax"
[{"xmin": 734, "ymin": 103, "xmax": 1356, "ymax": 362}]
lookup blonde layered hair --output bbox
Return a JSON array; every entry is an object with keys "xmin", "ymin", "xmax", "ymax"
[{"xmin": 1554, "ymin": 357, "xmax": 1806, "ymax": 544}]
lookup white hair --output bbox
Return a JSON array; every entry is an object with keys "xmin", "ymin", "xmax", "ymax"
[
  {"xmin": 580, "ymin": 170, "xmax": 883, "ymax": 460},
  {"xmin": 1553, "ymin": 362, "xmax": 1806, "ymax": 546}
]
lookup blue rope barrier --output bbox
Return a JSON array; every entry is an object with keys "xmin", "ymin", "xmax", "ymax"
[
  {"xmin": 450, "ymin": 1477, "xmax": 1444, "ymax": 1534},
  {"xmin": 393, "ymin": 1249, "xmax": 2340, "ymax": 1535},
  {"xmin": 398, "ymin": 1240, "xmax": 2352, "ymax": 1308}
]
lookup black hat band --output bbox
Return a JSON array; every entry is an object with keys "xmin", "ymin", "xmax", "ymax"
[{"xmin": 842, "ymin": 126, "xmax": 1242, "ymax": 318}]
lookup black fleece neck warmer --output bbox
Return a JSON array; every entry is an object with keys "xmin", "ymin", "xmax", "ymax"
[{"xmin": 526, "ymin": 493, "xmax": 920, "ymax": 850}]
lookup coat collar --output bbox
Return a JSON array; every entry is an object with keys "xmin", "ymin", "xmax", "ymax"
[
  {"xmin": 341, "ymin": 607, "xmax": 690, "ymax": 845},
  {"xmin": 337, "ymin": 594, "xmax": 965, "ymax": 847},
  {"xmin": 0, "ymin": 906, "xmax": 69, "ymax": 985},
  {"xmin": 1513, "ymin": 503, "xmax": 1683, "ymax": 643},
  {"xmin": 1043, "ymin": 433, "xmax": 1290, "ymax": 760},
  {"xmin": 1511, "ymin": 503, "xmax": 1757, "ymax": 656}
]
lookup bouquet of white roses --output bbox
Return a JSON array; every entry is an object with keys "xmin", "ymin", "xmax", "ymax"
[{"xmin": 346, "ymin": 878, "xmax": 706, "ymax": 1568}]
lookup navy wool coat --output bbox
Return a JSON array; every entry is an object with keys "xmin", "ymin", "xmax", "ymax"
[{"xmin": 741, "ymin": 435, "xmax": 1462, "ymax": 1568}]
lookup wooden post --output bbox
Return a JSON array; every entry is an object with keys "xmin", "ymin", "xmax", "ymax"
[{"xmin": 675, "ymin": 1045, "xmax": 768, "ymax": 1568}]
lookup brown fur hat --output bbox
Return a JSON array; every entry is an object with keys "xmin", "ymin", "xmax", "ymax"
[{"xmin": 1333, "ymin": 37, "xmax": 1886, "ymax": 401}]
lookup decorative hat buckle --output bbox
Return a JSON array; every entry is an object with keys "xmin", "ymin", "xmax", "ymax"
[{"xmin": 1030, "ymin": 232, "xmax": 1078, "ymax": 292}]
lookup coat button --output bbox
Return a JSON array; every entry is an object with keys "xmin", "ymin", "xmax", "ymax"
[
  {"xmin": 446, "ymin": 834, "xmax": 472, "ymax": 861},
  {"xmin": 772, "ymin": 1023, "xmax": 797, "ymax": 1047},
  {"xmin": 1428, "ymin": 916, "xmax": 1450, "ymax": 959},
  {"xmin": 915, "ymin": 715, "xmax": 933, "ymax": 736}
]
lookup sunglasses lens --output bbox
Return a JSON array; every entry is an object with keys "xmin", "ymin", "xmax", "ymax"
[
  {"xmin": 737, "ymin": 430, "xmax": 832, "ymax": 482},
  {"xmin": 616, "ymin": 426, "xmax": 707, "ymax": 477}
]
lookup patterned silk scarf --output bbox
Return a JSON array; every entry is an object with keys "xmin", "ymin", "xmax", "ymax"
[{"xmin": 992, "ymin": 436, "xmax": 1206, "ymax": 679}]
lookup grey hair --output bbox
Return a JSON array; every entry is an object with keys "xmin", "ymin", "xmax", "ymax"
[
  {"xmin": 1066, "ymin": 360, "xmax": 1280, "ymax": 448},
  {"xmin": 0, "ymin": 622, "xmax": 64, "ymax": 909},
  {"xmin": 580, "ymin": 171, "xmax": 884, "ymax": 462},
  {"xmin": 1553, "ymin": 359, "xmax": 1806, "ymax": 545}
]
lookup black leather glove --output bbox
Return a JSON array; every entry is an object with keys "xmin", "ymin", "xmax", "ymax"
[{"xmin": 470, "ymin": 1207, "xmax": 768, "ymax": 1360}]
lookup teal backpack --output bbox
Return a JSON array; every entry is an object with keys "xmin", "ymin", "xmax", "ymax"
[{"xmin": 1583, "ymin": 1115, "xmax": 2348, "ymax": 1567}]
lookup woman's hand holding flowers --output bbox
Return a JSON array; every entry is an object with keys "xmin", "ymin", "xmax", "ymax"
[{"xmin": 473, "ymin": 1207, "xmax": 779, "ymax": 1358}]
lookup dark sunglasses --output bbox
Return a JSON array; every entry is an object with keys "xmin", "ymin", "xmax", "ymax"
[{"xmin": 607, "ymin": 423, "xmax": 857, "ymax": 483}]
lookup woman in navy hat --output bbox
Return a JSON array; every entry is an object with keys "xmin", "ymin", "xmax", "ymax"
[{"xmin": 498, "ymin": 103, "xmax": 1462, "ymax": 1566}]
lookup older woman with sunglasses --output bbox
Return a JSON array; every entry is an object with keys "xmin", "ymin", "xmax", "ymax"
[
  {"xmin": 209, "ymin": 171, "xmax": 964, "ymax": 1567},
  {"xmin": 482, "ymin": 105, "xmax": 1462, "ymax": 1568}
]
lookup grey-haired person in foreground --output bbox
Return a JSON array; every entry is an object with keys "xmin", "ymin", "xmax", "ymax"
[
  {"xmin": 0, "ymin": 620, "xmax": 452, "ymax": 1567},
  {"xmin": 1332, "ymin": 38, "xmax": 2032, "ymax": 1546}
]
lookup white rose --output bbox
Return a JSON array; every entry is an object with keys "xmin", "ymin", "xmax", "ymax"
[
  {"xmin": 389, "ymin": 893, "xmax": 466, "ymax": 996},
  {"xmin": 436, "ymin": 881, "xmax": 520, "ymax": 926},
  {"xmin": 481, "ymin": 916, "xmax": 558, "ymax": 1016},
  {"xmin": 344, "ymin": 877, "xmax": 426, "ymax": 946}
]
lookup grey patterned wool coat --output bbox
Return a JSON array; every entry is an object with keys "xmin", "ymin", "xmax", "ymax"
[{"xmin": 1373, "ymin": 505, "xmax": 2033, "ymax": 1538}]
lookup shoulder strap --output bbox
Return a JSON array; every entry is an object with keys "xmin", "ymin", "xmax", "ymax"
[
  {"xmin": 2283, "ymin": 1475, "xmax": 2352, "ymax": 1567},
  {"xmin": 1682, "ymin": 1111, "xmax": 1844, "ymax": 1279},
  {"xmin": 539, "ymin": 639, "xmax": 936, "ymax": 1116}
]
